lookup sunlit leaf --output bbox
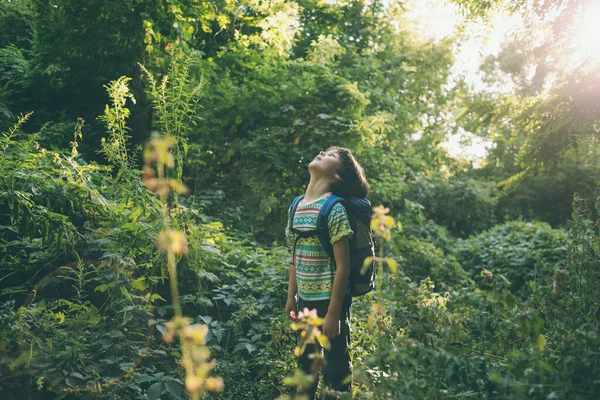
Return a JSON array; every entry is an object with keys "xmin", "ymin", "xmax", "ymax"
[
  {"xmin": 450, "ymin": 106, "xmax": 468, "ymax": 121},
  {"xmin": 384, "ymin": 216, "xmax": 395, "ymax": 228},
  {"xmin": 534, "ymin": 334, "xmax": 547, "ymax": 351},
  {"xmin": 370, "ymin": 219, "xmax": 379, "ymax": 230},
  {"xmin": 317, "ymin": 334, "xmax": 330, "ymax": 350},
  {"xmin": 386, "ymin": 258, "xmax": 398, "ymax": 274},
  {"xmin": 361, "ymin": 257, "xmax": 374, "ymax": 275}
]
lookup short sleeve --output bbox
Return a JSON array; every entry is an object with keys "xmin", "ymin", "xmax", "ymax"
[
  {"xmin": 328, "ymin": 203, "xmax": 353, "ymax": 245},
  {"xmin": 285, "ymin": 205, "xmax": 293, "ymax": 242}
]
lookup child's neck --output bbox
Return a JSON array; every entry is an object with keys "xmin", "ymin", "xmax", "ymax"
[{"xmin": 304, "ymin": 177, "xmax": 332, "ymax": 203}]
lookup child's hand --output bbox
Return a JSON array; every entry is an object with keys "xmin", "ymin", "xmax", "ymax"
[
  {"xmin": 323, "ymin": 313, "xmax": 341, "ymax": 338},
  {"xmin": 285, "ymin": 299, "xmax": 298, "ymax": 321}
]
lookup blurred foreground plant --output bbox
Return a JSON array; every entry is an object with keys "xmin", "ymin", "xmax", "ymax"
[
  {"xmin": 143, "ymin": 136, "xmax": 223, "ymax": 399},
  {"xmin": 278, "ymin": 307, "xmax": 330, "ymax": 400},
  {"xmin": 366, "ymin": 205, "xmax": 401, "ymax": 334}
]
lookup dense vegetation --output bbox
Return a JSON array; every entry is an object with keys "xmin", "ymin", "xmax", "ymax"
[{"xmin": 1, "ymin": 0, "xmax": 599, "ymax": 399}]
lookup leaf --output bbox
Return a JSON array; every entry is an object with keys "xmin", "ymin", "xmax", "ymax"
[
  {"xmin": 384, "ymin": 216, "xmax": 394, "ymax": 228},
  {"xmin": 498, "ymin": 274, "xmax": 511, "ymax": 285},
  {"xmin": 534, "ymin": 334, "xmax": 547, "ymax": 351},
  {"xmin": 503, "ymin": 293, "xmax": 517, "ymax": 310},
  {"xmin": 119, "ymin": 362, "xmax": 134, "ymax": 371},
  {"xmin": 132, "ymin": 277, "xmax": 146, "ymax": 292},
  {"xmin": 386, "ymin": 258, "xmax": 398, "ymax": 274},
  {"xmin": 9, "ymin": 351, "xmax": 30, "ymax": 371},
  {"xmin": 200, "ymin": 245, "xmax": 222, "ymax": 256},
  {"xmin": 251, "ymin": 333, "xmax": 262, "ymax": 342},
  {"xmin": 370, "ymin": 219, "xmax": 379, "ymax": 230},
  {"xmin": 291, "ymin": 322, "xmax": 303, "ymax": 331},
  {"xmin": 164, "ymin": 381, "xmax": 182, "ymax": 398},
  {"xmin": 245, "ymin": 343, "xmax": 256, "ymax": 353},
  {"xmin": 294, "ymin": 346, "xmax": 303, "ymax": 357},
  {"xmin": 197, "ymin": 271, "xmax": 219, "ymax": 282},
  {"xmin": 450, "ymin": 106, "xmax": 468, "ymax": 121},
  {"xmin": 156, "ymin": 324, "xmax": 167, "ymax": 336},
  {"xmin": 95, "ymin": 284, "xmax": 109, "ymax": 293},
  {"xmin": 213, "ymin": 328, "xmax": 224, "ymax": 343},
  {"xmin": 223, "ymin": 298, "xmax": 235, "ymax": 306},
  {"xmin": 137, "ymin": 374, "xmax": 157, "ymax": 384},
  {"xmin": 146, "ymin": 382, "xmax": 165, "ymax": 400},
  {"xmin": 150, "ymin": 293, "xmax": 166, "ymax": 302},
  {"xmin": 361, "ymin": 257, "xmax": 374, "ymax": 275},
  {"xmin": 121, "ymin": 222, "xmax": 138, "ymax": 231},
  {"xmin": 234, "ymin": 342, "xmax": 248, "ymax": 352},
  {"xmin": 317, "ymin": 334, "xmax": 330, "ymax": 350}
]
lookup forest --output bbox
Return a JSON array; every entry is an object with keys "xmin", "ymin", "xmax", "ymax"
[{"xmin": 0, "ymin": 0, "xmax": 599, "ymax": 399}]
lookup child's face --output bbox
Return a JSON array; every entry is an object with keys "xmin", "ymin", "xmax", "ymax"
[{"xmin": 308, "ymin": 149, "xmax": 343, "ymax": 178}]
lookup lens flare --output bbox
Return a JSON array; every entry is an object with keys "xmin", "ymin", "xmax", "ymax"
[{"xmin": 575, "ymin": 2, "xmax": 600, "ymax": 60}]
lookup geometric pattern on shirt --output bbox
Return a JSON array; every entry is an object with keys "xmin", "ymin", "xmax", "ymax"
[{"xmin": 286, "ymin": 193, "xmax": 353, "ymax": 301}]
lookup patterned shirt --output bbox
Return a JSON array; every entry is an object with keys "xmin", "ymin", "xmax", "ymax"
[{"xmin": 286, "ymin": 193, "xmax": 354, "ymax": 301}]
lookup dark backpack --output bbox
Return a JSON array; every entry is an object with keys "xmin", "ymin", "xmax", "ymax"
[{"xmin": 288, "ymin": 195, "xmax": 376, "ymax": 297}]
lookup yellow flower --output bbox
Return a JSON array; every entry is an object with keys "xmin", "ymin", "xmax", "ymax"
[
  {"xmin": 205, "ymin": 377, "xmax": 224, "ymax": 392},
  {"xmin": 183, "ymin": 324, "xmax": 208, "ymax": 344},
  {"xmin": 156, "ymin": 230, "xmax": 189, "ymax": 255},
  {"xmin": 480, "ymin": 268, "xmax": 493, "ymax": 280},
  {"xmin": 185, "ymin": 375, "xmax": 203, "ymax": 393}
]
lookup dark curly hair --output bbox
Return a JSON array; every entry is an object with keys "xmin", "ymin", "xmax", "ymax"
[{"xmin": 327, "ymin": 146, "xmax": 369, "ymax": 199}]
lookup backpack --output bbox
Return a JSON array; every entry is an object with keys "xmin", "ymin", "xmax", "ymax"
[{"xmin": 288, "ymin": 195, "xmax": 376, "ymax": 297}]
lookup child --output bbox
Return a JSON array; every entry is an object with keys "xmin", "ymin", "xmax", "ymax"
[{"xmin": 285, "ymin": 146, "xmax": 369, "ymax": 399}]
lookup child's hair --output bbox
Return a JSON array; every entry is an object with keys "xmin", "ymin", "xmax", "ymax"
[{"xmin": 327, "ymin": 146, "xmax": 370, "ymax": 198}]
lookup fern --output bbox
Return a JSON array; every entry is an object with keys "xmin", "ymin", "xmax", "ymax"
[
  {"xmin": 97, "ymin": 76, "xmax": 136, "ymax": 177},
  {"xmin": 139, "ymin": 46, "xmax": 205, "ymax": 181},
  {"xmin": 1, "ymin": 111, "xmax": 32, "ymax": 153}
]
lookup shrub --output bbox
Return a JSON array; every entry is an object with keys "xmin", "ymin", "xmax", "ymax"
[
  {"xmin": 405, "ymin": 174, "xmax": 498, "ymax": 238},
  {"xmin": 458, "ymin": 221, "xmax": 568, "ymax": 297}
]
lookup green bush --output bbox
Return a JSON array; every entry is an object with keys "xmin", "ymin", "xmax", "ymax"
[
  {"xmin": 458, "ymin": 220, "xmax": 568, "ymax": 297},
  {"xmin": 405, "ymin": 174, "xmax": 498, "ymax": 238},
  {"xmin": 388, "ymin": 198, "xmax": 469, "ymax": 289},
  {"xmin": 496, "ymin": 163, "xmax": 600, "ymax": 228}
]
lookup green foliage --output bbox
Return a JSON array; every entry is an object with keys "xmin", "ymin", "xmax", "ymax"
[
  {"xmin": 0, "ymin": 1, "xmax": 34, "ymax": 125},
  {"xmin": 346, "ymin": 195, "xmax": 599, "ymax": 399},
  {"xmin": 140, "ymin": 48, "xmax": 205, "ymax": 182},
  {"xmin": 564, "ymin": 193, "xmax": 600, "ymax": 325},
  {"xmin": 8, "ymin": 262, "xmax": 153, "ymax": 391},
  {"xmin": 99, "ymin": 76, "xmax": 137, "ymax": 175},
  {"xmin": 406, "ymin": 174, "xmax": 499, "ymax": 237},
  {"xmin": 459, "ymin": 220, "xmax": 568, "ymax": 297},
  {"xmin": 454, "ymin": 1, "xmax": 600, "ymax": 232},
  {"xmin": 0, "ymin": 87, "xmax": 175, "ymax": 399},
  {"xmin": 181, "ymin": 228, "xmax": 295, "ymax": 399},
  {"xmin": 1, "ymin": 0, "xmax": 599, "ymax": 398},
  {"xmin": 30, "ymin": 0, "xmax": 148, "ymax": 120},
  {"xmin": 0, "ymin": 45, "xmax": 32, "ymax": 124},
  {"xmin": 495, "ymin": 159, "xmax": 600, "ymax": 227}
]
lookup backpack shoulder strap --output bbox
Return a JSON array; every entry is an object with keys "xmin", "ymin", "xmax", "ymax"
[
  {"xmin": 288, "ymin": 195, "xmax": 305, "ymax": 234},
  {"xmin": 316, "ymin": 195, "xmax": 344, "ymax": 260}
]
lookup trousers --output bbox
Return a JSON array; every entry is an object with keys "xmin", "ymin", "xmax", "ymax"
[{"xmin": 296, "ymin": 297, "xmax": 352, "ymax": 400}]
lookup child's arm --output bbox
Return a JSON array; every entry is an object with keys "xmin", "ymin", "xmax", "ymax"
[
  {"xmin": 285, "ymin": 262, "xmax": 298, "ymax": 320},
  {"xmin": 323, "ymin": 236, "xmax": 350, "ymax": 338}
]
